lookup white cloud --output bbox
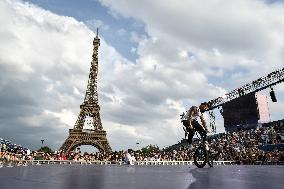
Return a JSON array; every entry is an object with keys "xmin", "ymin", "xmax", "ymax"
[
  {"xmin": 44, "ymin": 109, "xmax": 77, "ymax": 127},
  {"xmin": 1, "ymin": 0, "xmax": 284, "ymax": 151},
  {"xmin": 0, "ymin": 0, "xmax": 128, "ymax": 150},
  {"xmin": 100, "ymin": 0, "xmax": 284, "ymax": 73},
  {"xmin": 99, "ymin": 0, "xmax": 284, "ymax": 136},
  {"xmin": 86, "ymin": 18, "xmax": 110, "ymax": 31},
  {"xmin": 130, "ymin": 31, "xmax": 146, "ymax": 43},
  {"xmin": 117, "ymin": 28, "xmax": 126, "ymax": 36},
  {"xmin": 130, "ymin": 47, "xmax": 136, "ymax": 53},
  {"xmin": 178, "ymin": 50, "xmax": 188, "ymax": 59}
]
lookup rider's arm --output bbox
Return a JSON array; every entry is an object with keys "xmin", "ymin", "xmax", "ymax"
[
  {"xmin": 199, "ymin": 113, "xmax": 208, "ymax": 131},
  {"xmin": 188, "ymin": 110, "xmax": 194, "ymax": 129}
]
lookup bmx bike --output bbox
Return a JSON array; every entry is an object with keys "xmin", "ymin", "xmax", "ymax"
[
  {"xmin": 180, "ymin": 112, "xmax": 214, "ymax": 168},
  {"xmin": 192, "ymin": 132, "xmax": 214, "ymax": 168}
]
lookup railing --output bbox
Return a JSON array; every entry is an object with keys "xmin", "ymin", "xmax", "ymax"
[
  {"xmin": 1, "ymin": 160, "xmax": 284, "ymax": 168},
  {"xmin": 0, "ymin": 160, "xmax": 235, "ymax": 167},
  {"xmin": 134, "ymin": 161, "xmax": 234, "ymax": 166}
]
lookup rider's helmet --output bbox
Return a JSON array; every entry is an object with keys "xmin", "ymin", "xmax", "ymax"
[{"xmin": 199, "ymin": 102, "xmax": 209, "ymax": 113}]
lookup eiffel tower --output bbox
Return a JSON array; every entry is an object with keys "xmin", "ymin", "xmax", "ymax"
[{"xmin": 59, "ymin": 30, "xmax": 112, "ymax": 153}]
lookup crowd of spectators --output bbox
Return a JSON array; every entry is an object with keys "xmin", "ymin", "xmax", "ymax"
[
  {"xmin": 167, "ymin": 120, "xmax": 284, "ymax": 163},
  {"xmin": 1, "ymin": 121, "xmax": 284, "ymax": 166},
  {"xmin": 0, "ymin": 138, "xmax": 31, "ymax": 166}
]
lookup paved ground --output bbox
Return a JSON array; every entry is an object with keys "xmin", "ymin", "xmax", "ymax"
[{"xmin": 0, "ymin": 165, "xmax": 283, "ymax": 189}]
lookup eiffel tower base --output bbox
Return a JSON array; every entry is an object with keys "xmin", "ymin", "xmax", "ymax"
[{"xmin": 59, "ymin": 129, "xmax": 112, "ymax": 154}]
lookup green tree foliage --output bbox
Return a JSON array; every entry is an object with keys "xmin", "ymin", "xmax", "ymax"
[
  {"xmin": 140, "ymin": 144, "xmax": 160, "ymax": 154},
  {"xmin": 38, "ymin": 146, "xmax": 53, "ymax": 153}
]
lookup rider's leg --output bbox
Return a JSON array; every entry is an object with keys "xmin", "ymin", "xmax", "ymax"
[
  {"xmin": 183, "ymin": 121, "xmax": 194, "ymax": 144},
  {"xmin": 183, "ymin": 126, "xmax": 188, "ymax": 139},
  {"xmin": 192, "ymin": 120, "xmax": 207, "ymax": 142},
  {"xmin": 187, "ymin": 128, "xmax": 195, "ymax": 145}
]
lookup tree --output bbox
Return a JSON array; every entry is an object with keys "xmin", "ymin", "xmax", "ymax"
[
  {"xmin": 38, "ymin": 146, "xmax": 53, "ymax": 153},
  {"xmin": 140, "ymin": 144, "xmax": 160, "ymax": 154}
]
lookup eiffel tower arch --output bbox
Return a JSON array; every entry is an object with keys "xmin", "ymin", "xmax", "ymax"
[{"xmin": 59, "ymin": 30, "xmax": 112, "ymax": 154}]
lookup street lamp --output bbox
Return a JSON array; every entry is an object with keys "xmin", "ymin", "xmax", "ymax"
[{"xmin": 136, "ymin": 142, "xmax": 140, "ymax": 151}]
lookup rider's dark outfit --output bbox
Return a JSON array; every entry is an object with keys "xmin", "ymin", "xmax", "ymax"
[{"xmin": 182, "ymin": 108, "xmax": 207, "ymax": 145}]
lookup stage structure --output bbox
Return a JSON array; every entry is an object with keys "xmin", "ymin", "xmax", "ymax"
[
  {"xmin": 207, "ymin": 67, "xmax": 284, "ymax": 110},
  {"xmin": 59, "ymin": 30, "xmax": 112, "ymax": 153},
  {"xmin": 222, "ymin": 92, "xmax": 270, "ymax": 132},
  {"xmin": 204, "ymin": 67, "xmax": 284, "ymax": 132}
]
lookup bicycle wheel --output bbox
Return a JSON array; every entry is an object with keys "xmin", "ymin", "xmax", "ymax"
[
  {"xmin": 193, "ymin": 146, "xmax": 207, "ymax": 168},
  {"xmin": 207, "ymin": 152, "xmax": 214, "ymax": 167}
]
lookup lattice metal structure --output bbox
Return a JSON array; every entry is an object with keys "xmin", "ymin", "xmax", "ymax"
[
  {"xmin": 208, "ymin": 110, "xmax": 216, "ymax": 133},
  {"xmin": 59, "ymin": 30, "xmax": 112, "ymax": 153},
  {"xmin": 207, "ymin": 67, "xmax": 284, "ymax": 110},
  {"xmin": 202, "ymin": 67, "xmax": 284, "ymax": 133}
]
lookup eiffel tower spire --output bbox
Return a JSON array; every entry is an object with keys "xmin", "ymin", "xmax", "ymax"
[
  {"xmin": 59, "ymin": 30, "xmax": 112, "ymax": 153},
  {"xmin": 83, "ymin": 29, "xmax": 100, "ymax": 106}
]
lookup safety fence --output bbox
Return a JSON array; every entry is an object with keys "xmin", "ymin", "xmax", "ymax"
[
  {"xmin": 1, "ymin": 160, "xmax": 283, "ymax": 168},
  {"xmin": 0, "ymin": 160, "xmax": 234, "ymax": 167}
]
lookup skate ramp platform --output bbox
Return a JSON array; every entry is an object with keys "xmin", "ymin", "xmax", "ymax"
[{"xmin": 0, "ymin": 165, "xmax": 283, "ymax": 189}]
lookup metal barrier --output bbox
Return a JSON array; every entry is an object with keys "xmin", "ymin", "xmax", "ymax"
[
  {"xmin": 27, "ymin": 160, "xmax": 116, "ymax": 165},
  {"xmin": 1, "ymin": 160, "xmax": 284, "ymax": 168},
  {"xmin": 0, "ymin": 160, "xmax": 236, "ymax": 167},
  {"xmin": 253, "ymin": 161, "xmax": 284, "ymax": 165},
  {"xmin": 26, "ymin": 160, "xmax": 235, "ymax": 166}
]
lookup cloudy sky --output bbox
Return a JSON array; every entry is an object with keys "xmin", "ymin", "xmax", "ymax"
[{"xmin": 0, "ymin": 0, "xmax": 284, "ymax": 151}]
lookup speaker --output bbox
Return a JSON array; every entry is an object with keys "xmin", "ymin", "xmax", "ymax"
[{"xmin": 270, "ymin": 90, "xmax": 277, "ymax": 102}]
